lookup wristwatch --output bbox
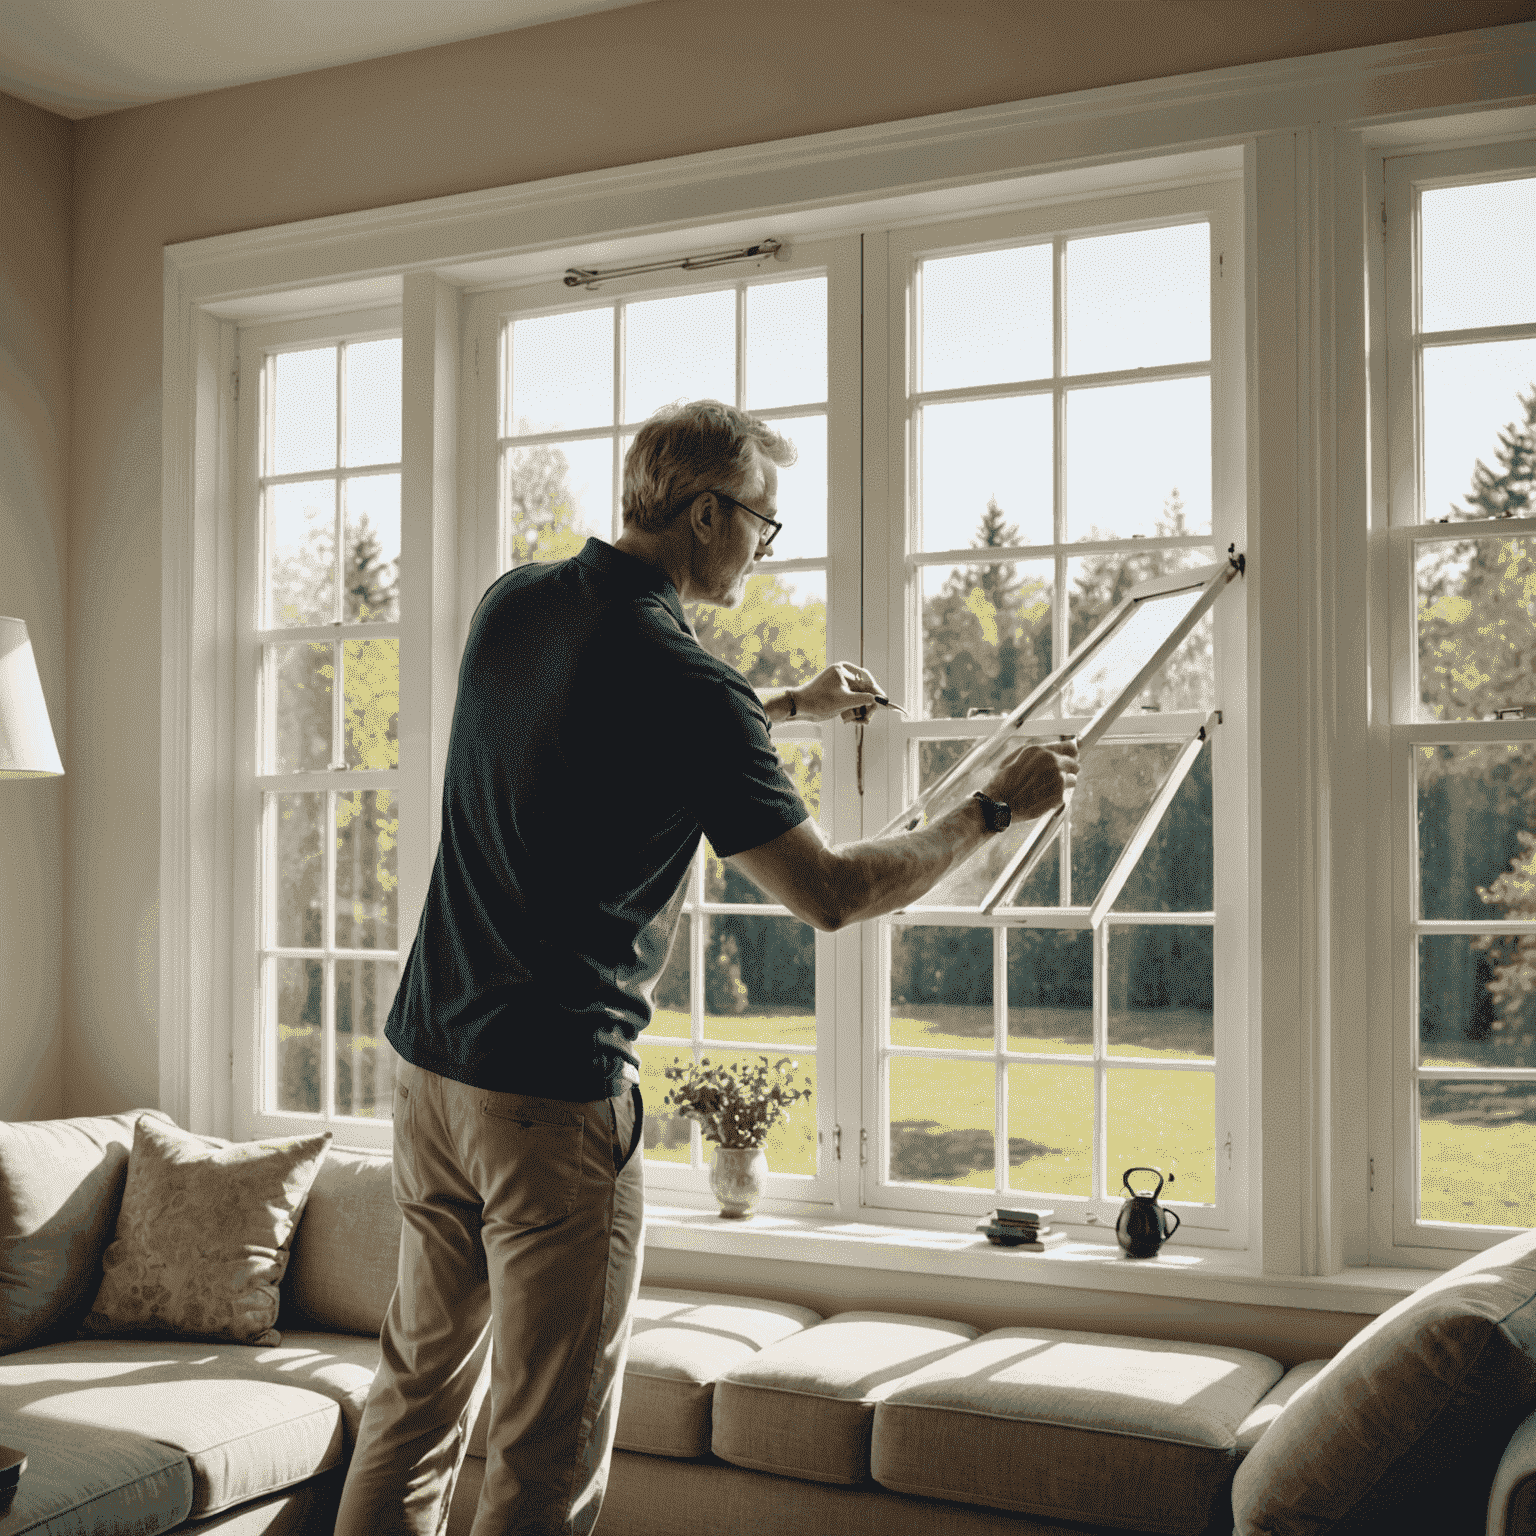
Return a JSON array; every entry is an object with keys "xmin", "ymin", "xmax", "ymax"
[{"xmin": 972, "ymin": 791, "xmax": 1012, "ymax": 833}]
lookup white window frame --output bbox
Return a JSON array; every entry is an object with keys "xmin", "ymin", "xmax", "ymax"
[
  {"xmin": 1372, "ymin": 137, "xmax": 1536, "ymax": 1260},
  {"xmin": 459, "ymin": 237, "xmax": 862, "ymax": 1210},
  {"xmin": 158, "ymin": 21, "xmax": 1536, "ymax": 1300},
  {"xmin": 856, "ymin": 181, "xmax": 1249, "ymax": 1244}
]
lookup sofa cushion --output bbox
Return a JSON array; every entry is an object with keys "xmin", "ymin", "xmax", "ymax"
[
  {"xmin": 0, "ymin": 1109, "xmax": 176, "ymax": 1355},
  {"xmin": 284, "ymin": 1145, "xmax": 401, "ymax": 1337},
  {"xmin": 713, "ymin": 1311, "xmax": 979, "ymax": 1484},
  {"xmin": 80, "ymin": 1118, "xmax": 331, "ymax": 1347},
  {"xmin": 1232, "ymin": 1226, "xmax": 1536, "ymax": 1535},
  {"xmin": 0, "ymin": 1410, "xmax": 191, "ymax": 1536},
  {"xmin": 872, "ymin": 1325, "xmax": 1284, "ymax": 1535},
  {"xmin": 0, "ymin": 1333, "xmax": 370, "ymax": 1518},
  {"xmin": 466, "ymin": 1286, "xmax": 822, "ymax": 1461}
]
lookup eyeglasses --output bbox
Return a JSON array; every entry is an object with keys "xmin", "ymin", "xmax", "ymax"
[{"xmin": 706, "ymin": 489, "xmax": 782, "ymax": 551}]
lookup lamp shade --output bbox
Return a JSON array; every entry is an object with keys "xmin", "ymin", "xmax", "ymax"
[{"xmin": 0, "ymin": 617, "xmax": 63, "ymax": 779}]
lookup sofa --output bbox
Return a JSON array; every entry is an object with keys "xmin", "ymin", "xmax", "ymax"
[{"xmin": 5, "ymin": 1110, "xmax": 1536, "ymax": 1536}]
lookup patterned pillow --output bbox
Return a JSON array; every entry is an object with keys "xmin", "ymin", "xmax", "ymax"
[{"xmin": 79, "ymin": 1118, "xmax": 331, "ymax": 1346}]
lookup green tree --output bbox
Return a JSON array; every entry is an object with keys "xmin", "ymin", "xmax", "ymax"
[
  {"xmin": 506, "ymin": 432, "xmax": 590, "ymax": 565},
  {"xmin": 1414, "ymin": 382, "xmax": 1536, "ymax": 1061}
]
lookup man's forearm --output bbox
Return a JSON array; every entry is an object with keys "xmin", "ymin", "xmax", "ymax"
[
  {"xmin": 760, "ymin": 688, "xmax": 797, "ymax": 726},
  {"xmin": 826, "ymin": 799, "xmax": 991, "ymax": 928}
]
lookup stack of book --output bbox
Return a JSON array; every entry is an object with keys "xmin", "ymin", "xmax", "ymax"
[{"xmin": 976, "ymin": 1207, "xmax": 1065, "ymax": 1250}]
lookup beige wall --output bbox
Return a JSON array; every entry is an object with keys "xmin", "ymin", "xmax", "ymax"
[{"xmin": 0, "ymin": 89, "xmax": 69, "ymax": 1120}]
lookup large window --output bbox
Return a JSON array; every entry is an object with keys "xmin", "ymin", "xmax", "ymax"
[
  {"xmin": 232, "ymin": 311, "xmax": 411, "ymax": 1144},
  {"xmin": 1382, "ymin": 143, "xmax": 1536, "ymax": 1253},
  {"xmin": 863, "ymin": 184, "xmax": 1246, "ymax": 1238}
]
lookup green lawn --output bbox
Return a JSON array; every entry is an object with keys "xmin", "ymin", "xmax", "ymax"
[{"xmin": 1420, "ymin": 1117, "xmax": 1536, "ymax": 1227}]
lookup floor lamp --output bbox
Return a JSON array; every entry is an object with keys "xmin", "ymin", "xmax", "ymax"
[{"xmin": 0, "ymin": 618, "xmax": 63, "ymax": 779}]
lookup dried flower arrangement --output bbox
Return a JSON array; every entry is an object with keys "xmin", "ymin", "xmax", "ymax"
[{"xmin": 660, "ymin": 1055, "xmax": 813, "ymax": 1149}]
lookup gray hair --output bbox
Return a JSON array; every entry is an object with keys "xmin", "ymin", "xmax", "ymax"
[{"xmin": 621, "ymin": 399, "xmax": 795, "ymax": 532}]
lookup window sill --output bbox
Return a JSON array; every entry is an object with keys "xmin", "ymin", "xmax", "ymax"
[{"xmin": 643, "ymin": 1203, "xmax": 1432, "ymax": 1316}]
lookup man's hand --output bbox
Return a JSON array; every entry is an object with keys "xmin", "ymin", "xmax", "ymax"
[
  {"xmin": 982, "ymin": 738, "xmax": 1079, "ymax": 822},
  {"xmin": 791, "ymin": 663, "xmax": 888, "ymax": 723}
]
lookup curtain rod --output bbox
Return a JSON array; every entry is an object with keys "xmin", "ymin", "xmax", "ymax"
[{"xmin": 564, "ymin": 238, "xmax": 784, "ymax": 290}]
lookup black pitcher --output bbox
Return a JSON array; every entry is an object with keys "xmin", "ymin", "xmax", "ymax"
[{"xmin": 1115, "ymin": 1167, "xmax": 1181, "ymax": 1258}]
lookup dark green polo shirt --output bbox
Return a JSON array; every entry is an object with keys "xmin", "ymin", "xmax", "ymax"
[{"xmin": 385, "ymin": 538, "xmax": 810, "ymax": 1102}]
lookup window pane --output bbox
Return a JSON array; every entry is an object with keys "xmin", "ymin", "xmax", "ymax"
[
  {"xmin": 700, "ymin": 914, "xmax": 816, "ymax": 1047},
  {"xmin": 651, "ymin": 913, "xmax": 691, "ymax": 1035},
  {"xmin": 1062, "ymin": 583, "xmax": 1205, "ymax": 718},
  {"xmin": 746, "ymin": 278, "xmax": 827, "ymax": 409},
  {"xmin": 920, "ymin": 396, "xmax": 1053, "ymax": 552},
  {"xmin": 641, "ymin": 1047, "xmax": 694, "ymax": 1165},
  {"xmin": 889, "ymin": 1055, "xmax": 995, "ymax": 1187},
  {"xmin": 1066, "ymin": 378, "xmax": 1211, "ymax": 541},
  {"xmin": 344, "ymin": 338, "xmax": 402, "ymax": 467},
  {"xmin": 1068, "ymin": 740, "xmax": 1184, "ymax": 901},
  {"xmin": 1066, "ymin": 223, "xmax": 1210, "ymax": 376},
  {"xmin": 271, "ymin": 792, "xmax": 324, "ymax": 949},
  {"xmin": 664, "ymin": 1047, "xmax": 816, "ymax": 1176},
  {"xmin": 1107, "ymin": 1068, "xmax": 1214, "ymax": 1204},
  {"xmin": 271, "ymin": 642, "xmax": 333, "ymax": 774},
  {"xmin": 335, "ymin": 789, "xmax": 398, "ymax": 950},
  {"xmin": 690, "ymin": 570, "xmax": 825, "ymax": 683},
  {"xmin": 1420, "ymin": 934, "xmax": 1536, "ymax": 1069},
  {"xmin": 334, "ymin": 960, "xmax": 399, "ymax": 1119},
  {"xmin": 1417, "ymin": 536, "xmax": 1536, "ymax": 720},
  {"xmin": 1420, "ymin": 1079, "xmax": 1536, "ymax": 1227},
  {"xmin": 1007, "ymin": 1064, "xmax": 1093, "ymax": 1196},
  {"xmin": 624, "ymin": 288, "xmax": 735, "ymax": 424},
  {"xmin": 778, "ymin": 741, "xmax": 821, "ymax": 822},
  {"xmin": 1422, "ymin": 340, "xmax": 1536, "ymax": 523},
  {"xmin": 768, "ymin": 414, "xmax": 827, "ymax": 562},
  {"xmin": 508, "ymin": 307, "xmax": 614, "ymax": 435},
  {"xmin": 504, "ymin": 435, "xmax": 612, "ymax": 566},
  {"xmin": 342, "ymin": 638, "xmax": 398, "ymax": 770},
  {"xmin": 273, "ymin": 957, "xmax": 322, "ymax": 1114},
  {"xmin": 1417, "ymin": 743, "xmax": 1536, "ymax": 920},
  {"xmin": 1108, "ymin": 926, "xmax": 1213, "ymax": 1059},
  {"xmin": 1421, "ymin": 178, "xmax": 1536, "ymax": 334},
  {"xmin": 921, "ymin": 558, "xmax": 1053, "ymax": 719},
  {"xmin": 913, "ymin": 799, "xmax": 1056, "ymax": 909},
  {"xmin": 272, "ymin": 347, "xmax": 336, "ymax": 476},
  {"xmin": 267, "ymin": 481, "xmax": 335, "ymax": 628},
  {"xmin": 890, "ymin": 925, "xmax": 994, "ymax": 1052},
  {"xmin": 343, "ymin": 474, "xmax": 400, "ymax": 622},
  {"xmin": 1007, "ymin": 929, "xmax": 1091, "ymax": 1053},
  {"xmin": 1112, "ymin": 742, "xmax": 1213, "ymax": 912},
  {"xmin": 919, "ymin": 244, "xmax": 1053, "ymax": 393}
]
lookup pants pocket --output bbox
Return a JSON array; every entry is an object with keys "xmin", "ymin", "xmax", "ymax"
[
  {"xmin": 613, "ymin": 1085, "xmax": 643, "ymax": 1176},
  {"xmin": 479, "ymin": 1094, "xmax": 586, "ymax": 1227}
]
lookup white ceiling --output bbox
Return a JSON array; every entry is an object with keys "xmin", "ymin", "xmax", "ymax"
[{"xmin": 0, "ymin": 0, "xmax": 655, "ymax": 119}]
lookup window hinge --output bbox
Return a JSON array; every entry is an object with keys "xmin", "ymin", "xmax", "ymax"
[
  {"xmin": 860, "ymin": 1127, "xmax": 868, "ymax": 1166},
  {"xmin": 475, "ymin": 336, "xmax": 481, "ymax": 378},
  {"xmin": 1223, "ymin": 1131, "xmax": 1232, "ymax": 1170},
  {"xmin": 1381, "ymin": 199, "xmax": 1387, "ymax": 236},
  {"xmin": 231, "ymin": 361, "xmax": 240, "ymax": 402},
  {"xmin": 830, "ymin": 1125, "xmax": 841, "ymax": 1160},
  {"xmin": 1369, "ymin": 1157, "xmax": 1375, "ymax": 1193},
  {"xmin": 1217, "ymin": 251, "xmax": 1223, "ymax": 278}
]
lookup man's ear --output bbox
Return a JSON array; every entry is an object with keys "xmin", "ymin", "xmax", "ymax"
[{"xmin": 688, "ymin": 491, "xmax": 718, "ymax": 543}]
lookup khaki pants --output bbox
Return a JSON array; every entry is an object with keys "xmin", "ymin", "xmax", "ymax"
[{"xmin": 335, "ymin": 1059, "xmax": 645, "ymax": 1536}]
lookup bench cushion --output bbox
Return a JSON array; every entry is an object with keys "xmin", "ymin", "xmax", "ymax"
[
  {"xmin": 0, "ymin": 1332, "xmax": 381, "ymax": 1518},
  {"xmin": 473, "ymin": 1286, "xmax": 819, "ymax": 1461},
  {"xmin": 713, "ymin": 1311, "xmax": 979, "ymax": 1484},
  {"xmin": 1232, "ymin": 1226, "xmax": 1536, "ymax": 1535},
  {"xmin": 872, "ymin": 1325, "xmax": 1283, "ymax": 1535}
]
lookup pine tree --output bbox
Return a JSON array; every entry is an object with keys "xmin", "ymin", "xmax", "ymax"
[{"xmin": 1455, "ymin": 385, "xmax": 1536, "ymax": 521}]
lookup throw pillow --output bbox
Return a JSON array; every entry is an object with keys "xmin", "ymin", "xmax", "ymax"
[
  {"xmin": 80, "ymin": 1118, "xmax": 331, "ymax": 1347},
  {"xmin": 0, "ymin": 1109, "xmax": 178, "ymax": 1355},
  {"xmin": 1231, "ymin": 1225, "xmax": 1536, "ymax": 1534}
]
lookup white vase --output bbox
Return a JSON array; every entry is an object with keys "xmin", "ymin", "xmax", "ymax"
[{"xmin": 709, "ymin": 1145, "xmax": 768, "ymax": 1218}]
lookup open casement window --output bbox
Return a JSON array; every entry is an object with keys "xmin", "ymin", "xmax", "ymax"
[
  {"xmin": 863, "ymin": 179, "xmax": 1247, "ymax": 1239},
  {"xmin": 232, "ymin": 308, "xmax": 413, "ymax": 1148},
  {"xmin": 462, "ymin": 238, "xmax": 861, "ymax": 1207},
  {"xmin": 1378, "ymin": 141, "xmax": 1536, "ymax": 1258}
]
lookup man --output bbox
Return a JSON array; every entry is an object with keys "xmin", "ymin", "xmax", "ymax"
[{"xmin": 335, "ymin": 399, "xmax": 1076, "ymax": 1536}]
